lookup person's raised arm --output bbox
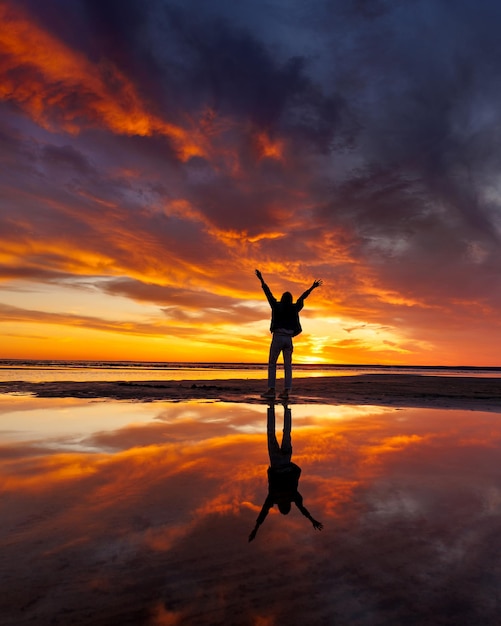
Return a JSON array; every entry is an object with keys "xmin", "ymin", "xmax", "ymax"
[
  {"xmin": 293, "ymin": 493, "xmax": 324, "ymax": 531},
  {"xmin": 297, "ymin": 279, "xmax": 323, "ymax": 308},
  {"xmin": 255, "ymin": 269, "xmax": 276, "ymax": 306},
  {"xmin": 248, "ymin": 496, "xmax": 273, "ymax": 542}
]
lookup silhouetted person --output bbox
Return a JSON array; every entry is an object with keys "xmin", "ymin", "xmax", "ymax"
[
  {"xmin": 255, "ymin": 269, "xmax": 322, "ymax": 399},
  {"xmin": 248, "ymin": 404, "xmax": 323, "ymax": 541}
]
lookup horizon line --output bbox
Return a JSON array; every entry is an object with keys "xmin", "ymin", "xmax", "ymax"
[{"xmin": 0, "ymin": 359, "xmax": 500, "ymax": 369}]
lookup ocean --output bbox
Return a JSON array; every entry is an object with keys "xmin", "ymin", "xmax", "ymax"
[{"xmin": 0, "ymin": 360, "xmax": 500, "ymax": 383}]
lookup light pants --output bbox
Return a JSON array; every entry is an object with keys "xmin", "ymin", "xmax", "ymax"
[{"xmin": 267, "ymin": 332, "xmax": 293, "ymax": 390}]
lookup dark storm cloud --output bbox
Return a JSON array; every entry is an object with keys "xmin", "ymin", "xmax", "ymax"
[
  {"xmin": 161, "ymin": 10, "xmax": 352, "ymax": 153},
  {"xmin": 19, "ymin": 0, "xmax": 353, "ymax": 147},
  {"xmin": 41, "ymin": 144, "xmax": 95, "ymax": 175},
  {"xmin": 169, "ymin": 0, "xmax": 501, "ymax": 281},
  {"xmin": 293, "ymin": 0, "xmax": 501, "ymax": 313},
  {"xmin": 13, "ymin": 0, "xmax": 501, "ymax": 178}
]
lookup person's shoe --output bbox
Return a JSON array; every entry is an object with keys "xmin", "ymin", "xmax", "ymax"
[
  {"xmin": 279, "ymin": 389, "xmax": 290, "ymax": 399},
  {"xmin": 261, "ymin": 388, "xmax": 276, "ymax": 399}
]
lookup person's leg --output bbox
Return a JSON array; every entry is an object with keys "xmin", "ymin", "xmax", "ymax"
[
  {"xmin": 279, "ymin": 405, "xmax": 292, "ymax": 462},
  {"xmin": 282, "ymin": 337, "xmax": 293, "ymax": 392},
  {"xmin": 267, "ymin": 405, "xmax": 283, "ymax": 466},
  {"xmin": 266, "ymin": 334, "xmax": 281, "ymax": 390}
]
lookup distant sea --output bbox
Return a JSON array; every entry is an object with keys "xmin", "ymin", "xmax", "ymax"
[{"xmin": 0, "ymin": 360, "xmax": 500, "ymax": 384}]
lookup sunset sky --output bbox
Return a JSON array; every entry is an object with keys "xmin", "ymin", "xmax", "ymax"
[{"xmin": 1, "ymin": 0, "xmax": 501, "ymax": 365}]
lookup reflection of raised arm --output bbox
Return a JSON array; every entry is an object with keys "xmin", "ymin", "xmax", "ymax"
[
  {"xmin": 255, "ymin": 269, "xmax": 276, "ymax": 306},
  {"xmin": 297, "ymin": 279, "xmax": 323, "ymax": 307},
  {"xmin": 248, "ymin": 496, "xmax": 273, "ymax": 542},
  {"xmin": 294, "ymin": 493, "xmax": 324, "ymax": 531}
]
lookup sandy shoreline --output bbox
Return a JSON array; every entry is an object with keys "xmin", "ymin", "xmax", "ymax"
[{"xmin": 2, "ymin": 374, "xmax": 501, "ymax": 411}]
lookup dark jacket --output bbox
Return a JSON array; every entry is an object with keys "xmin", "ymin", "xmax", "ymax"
[
  {"xmin": 255, "ymin": 462, "xmax": 312, "ymax": 525},
  {"xmin": 261, "ymin": 283, "xmax": 310, "ymax": 337},
  {"xmin": 268, "ymin": 462, "xmax": 301, "ymax": 497}
]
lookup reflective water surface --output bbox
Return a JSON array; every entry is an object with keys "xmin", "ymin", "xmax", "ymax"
[
  {"xmin": 2, "ymin": 396, "xmax": 501, "ymax": 625},
  {"xmin": 2, "ymin": 361, "xmax": 500, "ymax": 383}
]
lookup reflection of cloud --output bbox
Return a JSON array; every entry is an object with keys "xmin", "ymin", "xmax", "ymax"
[{"xmin": 4, "ymin": 400, "xmax": 501, "ymax": 622}]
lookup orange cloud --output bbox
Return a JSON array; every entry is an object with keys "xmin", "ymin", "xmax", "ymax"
[
  {"xmin": 0, "ymin": 3, "xmax": 206, "ymax": 160},
  {"xmin": 254, "ymin": 130, "xmax": 285, "ymax": 161}
]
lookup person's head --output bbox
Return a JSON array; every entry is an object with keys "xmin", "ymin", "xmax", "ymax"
[
  {"xmin": 280, "ymin": 291, "xmax": 293, "ymax": 305},
  {"xmin": 277, "ymin": 499, "xmax": 292, "ymax": 515}
]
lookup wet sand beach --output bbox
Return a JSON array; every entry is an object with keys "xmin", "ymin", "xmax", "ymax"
[{"xmin": 2, "ymin": 373, "xmax": 501, "ymax": 411}]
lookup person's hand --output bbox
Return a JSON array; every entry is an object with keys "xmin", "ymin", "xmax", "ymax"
[
  {"xmin": 255, "ymin": 269, "xmax": 263, "ymax": 281},
  {"xmin": 248, "ymin": 528, "xmax": 257, "ymax": 542},
  {"xmin": 312, "ymin": 279, "xmax": 323, "ymax": 289},
  {"xmin": 312, "ymin": 519, "xmax": 323, "ymax": 531}
]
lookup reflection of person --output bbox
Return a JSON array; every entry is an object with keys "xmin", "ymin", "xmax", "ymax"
[
  {"xmin": 248, "ymin": 404, "xmax": 323, "ymax": 542},
  {"xmin": 255, "ymin": 269, "xmax": 322, "ymax": 399}
]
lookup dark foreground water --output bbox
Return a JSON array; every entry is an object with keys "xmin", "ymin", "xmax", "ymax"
[{"xmin": 2, "ymin": 396, "xmax": 501, "ymax": 625}]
